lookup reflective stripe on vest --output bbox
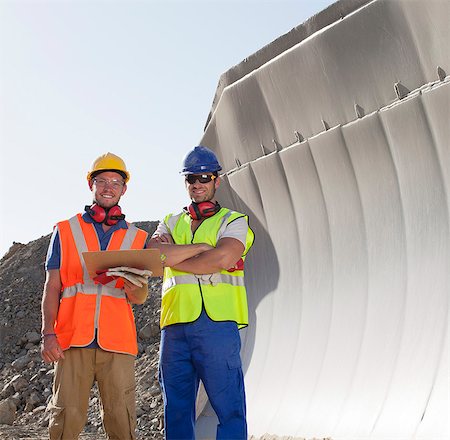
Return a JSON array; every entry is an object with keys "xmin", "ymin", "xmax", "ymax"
[
  {"xmin": 162, "ymin": 273, "xmax": 245, "ymax": 293},
  {"xmin": 61, "ymin": 283, "xmax": 127, "ymax": 300},
  {"xmin": 55, "ymin": 214, "xmax": 147, "ymax": 355},
  {"xmin": 161, "ymin": 208, "xmax": 253, "ymax": 329}
]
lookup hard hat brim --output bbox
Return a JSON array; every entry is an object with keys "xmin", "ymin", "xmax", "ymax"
[{"xmin": 87, "ymin": 169, "xmax": 130, "ymax": 182}]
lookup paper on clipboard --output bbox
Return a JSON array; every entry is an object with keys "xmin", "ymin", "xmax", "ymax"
[{"xmin": 82, "ymin": 249, "xmax": 163, "ymax": 280}]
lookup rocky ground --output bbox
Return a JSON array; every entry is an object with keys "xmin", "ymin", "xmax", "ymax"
[{"xmin": 0, "ymin": 222, "xmax": 165, "ymax": 439}]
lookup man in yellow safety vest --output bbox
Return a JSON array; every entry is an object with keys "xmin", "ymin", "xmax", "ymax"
[{"xmin": 150, "ymin": 145, "xmax": 254, "ymax": 440}]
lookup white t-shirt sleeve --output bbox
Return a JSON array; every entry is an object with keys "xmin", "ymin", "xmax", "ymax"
[
  {"xmin": 218, "ymin": 216, "xmax": 248, "ymax": 248},
  {"xmin": 151, "ymin": 221, "xmax": 170, "ymax": 238}
]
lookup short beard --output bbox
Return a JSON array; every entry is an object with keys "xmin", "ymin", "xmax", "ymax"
[{"xmin": 191, "ymin": 188, "xmax": 215, "ymax": 204}]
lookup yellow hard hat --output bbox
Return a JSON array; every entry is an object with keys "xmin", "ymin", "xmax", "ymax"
[{"xmin": 87, "ymin": 152, "xmax": 130, "ymax": 183}]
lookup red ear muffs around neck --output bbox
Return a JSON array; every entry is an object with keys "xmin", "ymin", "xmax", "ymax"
[
  {"xmin": 184, "ymin": 201, "xmax": 221, "ymax": 220},
  {"xmin": 85, "ymin": 204, "xmax": 106, "ymax": 223},
  {"xmin": 106, "ymin": 205, "xmax": 125, "ymax": 225},
  {"xmin": 85, "ymin": 204, "xmax": 125, "ymax": 225}
]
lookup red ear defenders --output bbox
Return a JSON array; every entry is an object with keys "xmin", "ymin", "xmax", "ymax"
[
  {"xmin": 184, "ymin": 201, "xmax": 221, "ymax": 220},
  {"xmin": 85, "ymin": 204, "xmax": 125, "ymax": 226}
]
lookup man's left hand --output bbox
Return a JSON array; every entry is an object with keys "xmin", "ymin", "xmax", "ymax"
[{"xmin": 123, "ymin": 278, "xmax": 148, "ymax": 305}]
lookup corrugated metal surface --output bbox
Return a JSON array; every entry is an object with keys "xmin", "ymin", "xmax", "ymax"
[{"xmin": 197, "ymin": 0, "xmax": 449, "ymax": 438}]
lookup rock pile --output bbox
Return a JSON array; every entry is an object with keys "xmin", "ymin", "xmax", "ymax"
[{"xmin": 0, "ymin": 222, "xmax": 166, "ymax": 439}]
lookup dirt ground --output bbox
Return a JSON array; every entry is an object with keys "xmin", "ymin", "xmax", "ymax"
[
  {"xmin": 0, "ymin": 425, "xmax": 94, "ymax": 439},
  {"xmin": 0, "ymin": 426, "xmax": 330, "ymax": 440}
]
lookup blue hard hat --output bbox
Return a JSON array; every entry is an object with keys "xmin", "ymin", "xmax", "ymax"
[{"xmin": 180, "ymin": 145, "xmax": 222, "ymax": 175}]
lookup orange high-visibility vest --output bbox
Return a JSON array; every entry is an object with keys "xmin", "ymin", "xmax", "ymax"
[{"xmin": 54, "ymin": 214, "xmax": 148, "ymax": 355}]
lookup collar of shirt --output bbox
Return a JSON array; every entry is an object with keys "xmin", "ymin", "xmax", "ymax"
[
  {"xmin": 82, "ymin": 212, "xmax": 128, "ymax": 250},
  {"xmin": 82, "ymin": 212, "xmax": 128, "ymax": 229}
]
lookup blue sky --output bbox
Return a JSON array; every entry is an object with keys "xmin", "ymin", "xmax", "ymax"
[{"xmin": 0, "ymin": 0, "xmax": 332, "ymax": 257}]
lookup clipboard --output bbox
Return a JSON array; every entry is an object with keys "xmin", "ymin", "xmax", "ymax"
[{"xmin": 82, "ymin": 249, "xmax": 163, "ymax": 279}]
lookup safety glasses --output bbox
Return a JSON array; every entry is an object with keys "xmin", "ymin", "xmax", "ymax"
[
  {"xmin": 185, "ymin": 174, "xmax": 216, "ymax": 184},
  {"xmin": 93, "ymin": 178, "xmax": 125, "ymax": 190}
]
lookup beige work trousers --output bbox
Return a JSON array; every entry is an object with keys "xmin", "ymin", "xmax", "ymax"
[{"xmin": 47, "ymin": 348, "xmax": 136, "ymax": 440}]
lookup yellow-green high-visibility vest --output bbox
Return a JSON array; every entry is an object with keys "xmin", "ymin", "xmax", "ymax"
[{"xmin": 161, "ymin": 208, "xmax": 254, "ymax": 329}]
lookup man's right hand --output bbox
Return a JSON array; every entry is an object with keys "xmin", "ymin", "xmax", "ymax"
[
  {"xmin": 151, "ymin": 233, "xmax": 174, "ymax": 244},
  {"xmin": 41, "ymin": 335, "xmax": 65, "ymax": 364}
]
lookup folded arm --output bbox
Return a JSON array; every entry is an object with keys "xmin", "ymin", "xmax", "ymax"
[
  {"xmin": 149, "ymin": 235, "xmax": 213, "ymax": 268},
  {"xmin": 172, "ymin": 237, "xmax": 245, "ymax": 274}
]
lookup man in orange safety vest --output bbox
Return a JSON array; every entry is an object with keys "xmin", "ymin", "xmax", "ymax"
[{"xmin": 41, "ymin": 152, "xmax": 150, "ymax": 439}]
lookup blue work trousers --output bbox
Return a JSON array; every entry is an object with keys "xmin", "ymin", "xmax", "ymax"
[{"xmin": 159, "ymin": 310, "xmax": 247, "ymax": 440}]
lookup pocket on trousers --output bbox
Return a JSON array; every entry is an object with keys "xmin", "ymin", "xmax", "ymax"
[
  {"xmin": 227, "ymin": 355, "xmax": 242, "ymax": 370},
  {"xmin": 47, "ymin": 404, "xmax": 65, "ymax": 439}
]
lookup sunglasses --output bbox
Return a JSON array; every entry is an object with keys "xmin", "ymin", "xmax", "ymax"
[{"xmin": 185, "ymin": 174, "xmax": 217, "ymax": 184}]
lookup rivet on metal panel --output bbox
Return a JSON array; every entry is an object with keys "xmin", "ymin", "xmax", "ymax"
[
  {"xmin": 272, "ymin": 139, "xmax": 282, "ymax": 152},
  {"xmin": 235, "ymin": 158, "xmax": 241, "ymax": 167},
  {"xmin": 354, "ymin": 103, "xmax": 365, "ymax": 118},
  {"xmin": 294, "ymin": 131, "xmax": 304, "ymax": 143},
  {"xmin": 394, "ymin": 82, "xmax": 410, "ymax": 100},
  {"xmin": 321, "ymin": 119, "xmax": 330, "ymax": 131},
  {"xmin": 437, "ymin": 66, "xmax": 446, "ymax": 81}
]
